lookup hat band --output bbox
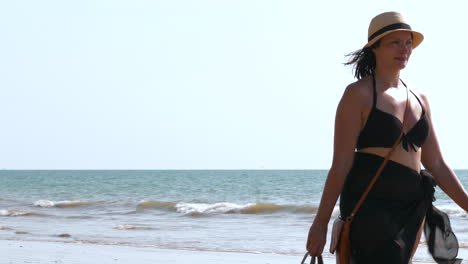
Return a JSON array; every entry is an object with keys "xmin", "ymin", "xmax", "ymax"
[{"xmin": 368, "ymin": 23, "xmax": 412, "ymax": 42}]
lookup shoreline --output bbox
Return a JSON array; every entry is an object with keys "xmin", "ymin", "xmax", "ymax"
[{"xmin": 0, "ymin": 239, "xmax": 442, "ymax": 264}]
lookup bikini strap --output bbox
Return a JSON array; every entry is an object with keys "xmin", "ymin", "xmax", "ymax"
[
  {"xmin": 401, "ymin": 79, "xmax": 426, "ymax": 113},
  {"xmin": 409, "ymin": 90, "xmax": 426, "ymax": 113},
  {"xmin": 400, "ymin": 78, "xmax": 407, "ymax": 88}
]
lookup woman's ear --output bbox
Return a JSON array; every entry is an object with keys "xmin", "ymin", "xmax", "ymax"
[{"xmin": 371, "ymin": 40, "xmax": 381, "ymax": 55}]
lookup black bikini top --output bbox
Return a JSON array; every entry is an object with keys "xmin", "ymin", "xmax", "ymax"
[{"xmin": 356, "ymin": 76, "xmax": 430, "ymax": 152}]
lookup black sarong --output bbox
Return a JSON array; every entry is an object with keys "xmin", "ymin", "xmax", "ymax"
[{"xmin": 339, "ymin": 152, "xmax": 462, "ymax": 264}]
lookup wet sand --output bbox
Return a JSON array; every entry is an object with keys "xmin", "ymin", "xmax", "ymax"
[{"xmin": 0, "ymin": 239, "xmax": 444, "ymax": 264}]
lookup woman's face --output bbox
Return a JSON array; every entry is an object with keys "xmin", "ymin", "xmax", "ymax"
[{"xmin": 373, "ymin": 31, "xmax": 413, "ymax": 70}]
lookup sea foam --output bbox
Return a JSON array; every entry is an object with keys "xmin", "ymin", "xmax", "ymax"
[
  {"xmin": 0, "ymin": 209, "xmax": 44, "ymax": 217},
  {"xmin": 437, "ymin": 205, "xmax": 468, "ymax": 218},
  {"xmin": 34, "ymin": 200, "xmax": 92, "ymax": 208},
  {"xmin": 174, "ymin": 202, "xmax": 317, "ymax": 216},
  {"xmin": 113, "ymin": 224, "xmax": 153, "ymax": 230},
  {"xmin": 137, "ymin": 200, "xmax": 319, "ymax": 215}
]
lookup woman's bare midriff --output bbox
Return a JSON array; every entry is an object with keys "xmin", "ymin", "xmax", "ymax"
[{"xmin": 357, "ymin": 146, "xmax": 422, "ymax": 172}]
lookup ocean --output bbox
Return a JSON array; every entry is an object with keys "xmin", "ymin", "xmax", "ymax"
[{"xmin": 0, "ymin": 170, "xmax": 467, "ymax": 262}]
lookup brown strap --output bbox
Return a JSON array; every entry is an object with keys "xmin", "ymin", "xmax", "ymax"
[
  {"xmin": 301, "ymin": 252, "xmax": 324, "ymax": 264},
  {"xmin": 346, "ymin": 81, "xmax": 409, "ymax": 222}
]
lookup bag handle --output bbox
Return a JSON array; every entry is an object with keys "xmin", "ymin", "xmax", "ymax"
[
  {"xmin": 346, "ymin": 78, "xmax": 409, "ymax": 222},
  {"xmin": 301, "ymin": 252, "xmax": 324, "ymax": 264}
]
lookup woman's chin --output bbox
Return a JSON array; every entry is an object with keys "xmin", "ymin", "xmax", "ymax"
[
  {"xmin": 395, "ymin": 62, "xmax": 408, "ymax": 70},
  {"xmin": 396, "ymin": 59, "xmax": 409, "ymax": 69}
]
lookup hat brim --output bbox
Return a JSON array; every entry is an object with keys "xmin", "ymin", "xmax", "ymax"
[{"xmin": 364, "ymin": 29, "xmax": 424, "ymax": 49}]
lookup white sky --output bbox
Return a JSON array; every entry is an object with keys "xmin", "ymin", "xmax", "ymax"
[{"xmin": 1, "ymin": 0, "xmax": 467, "ymax": 169}]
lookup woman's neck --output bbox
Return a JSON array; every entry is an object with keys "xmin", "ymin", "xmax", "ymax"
[{"xmin": 374, "ymin": 69, "xmax": 401, "ymax": 90}]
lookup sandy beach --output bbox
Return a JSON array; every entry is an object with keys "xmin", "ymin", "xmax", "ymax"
[
  {"xmin": 0, "ymin": 239, "xmax": 306, "ymax": 264},
  {"xmin": 1, "ymin": 239, "xmax": 446, "ymax": 264}
]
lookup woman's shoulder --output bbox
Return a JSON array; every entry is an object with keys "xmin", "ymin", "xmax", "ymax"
[{"xmin": 341, "ymin": 77, "xmax": 373, "ymax": 107}]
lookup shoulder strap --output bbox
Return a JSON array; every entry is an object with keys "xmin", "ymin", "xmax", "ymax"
[
  {"xmin": 409, "ymin": 90, "xmax": 426, "ymax": 114},
  {"xmin": 345, "ymin": 83, "xmax": 409, "ymax": 222},
  {"xmin": 400, "ymin": 79, "xmax": 426, "ymax": 113},
  {"xmin": 400, "ymin": 79, "xmax": 407, "ymax": 88}
]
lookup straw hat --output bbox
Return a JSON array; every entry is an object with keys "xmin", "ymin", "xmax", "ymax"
[{"xmin": 364, "ymin": 12, "xmax": 424, "ymax": 49}]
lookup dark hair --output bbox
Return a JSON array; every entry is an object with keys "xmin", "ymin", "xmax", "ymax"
[{"xmin": 344, "ymin": 40, "xmax": 381, "ymax": 80}]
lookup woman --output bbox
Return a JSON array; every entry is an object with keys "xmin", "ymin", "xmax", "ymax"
[{"xmin": 305, "ymin": 12, "xmax": 468, "ymax": 264}]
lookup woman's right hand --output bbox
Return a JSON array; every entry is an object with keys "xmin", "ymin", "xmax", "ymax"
[{"xmin": 306, "ymin": 222, "xmax": 327, "ymax": 257}]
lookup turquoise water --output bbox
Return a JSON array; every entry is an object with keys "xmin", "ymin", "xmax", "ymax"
[
  {"xmin": 0, "ymin": 170, "xmax": 467, "ymax": 262},
  {"xmin": 0, "ymin": 170, "xmax": 328, "ymax": 205}
]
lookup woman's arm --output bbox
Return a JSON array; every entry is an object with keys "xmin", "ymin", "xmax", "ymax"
[
  {"xmin": 420, "ymin": 93, "xmax": 468, "ymax": 212},
  {"xmin": 313, "ymin": 88, "xmax": 363, "ymax": 225},
  {"xmin": 306, "ymin": 82, "xmax": 367, "ymax": 255}
]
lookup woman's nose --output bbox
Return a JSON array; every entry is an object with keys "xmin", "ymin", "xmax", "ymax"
[{"xmin": 401, "ymin": 43, "xmax": 412, "ymax": 54}]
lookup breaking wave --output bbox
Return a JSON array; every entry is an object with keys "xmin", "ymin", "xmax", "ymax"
[
  {"xmin": 0, "ymin": 209, "xmax": 46, "ymax": 217},
  {"xmin": 436, "ymin": 205, "xmax": 467, "ymax": 218},
  {"xmin": 34, "ymin": 200, "xmax": 93, "ymax": 208},
  {"xmin": 138, "ymin": 200, "xmax": 317, "ymax": 216},
  {"xmin": 137, "ymin": 201, "xmax": 175, "ymax": 209},
  {"xmin": 113, "ymin": 224, "xmax": 154, "ymax": 230}
]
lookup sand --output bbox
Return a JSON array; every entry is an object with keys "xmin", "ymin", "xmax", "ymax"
[{"xmin": 0, "ymin": 239, "xmax": 448, "ymax": 264}]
